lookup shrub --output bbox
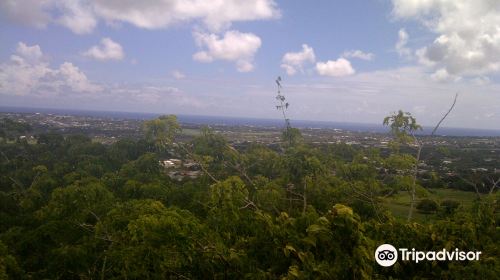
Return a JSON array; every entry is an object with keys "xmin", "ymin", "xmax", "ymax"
[
  {"xmin": 416, "ymin": 199, "xmax": 438, "ymax": 213},
  {"xmin": 440, "ymin": 199, "xmax": 461, "ymax": 215}
]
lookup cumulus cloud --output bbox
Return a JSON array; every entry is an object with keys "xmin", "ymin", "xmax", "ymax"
[
  {"xmin": 277, "ymin": 66, "xmax": 500, "ymax": 129},
  {"xmin": 316, "ymin": 58, "xmax": 355, "ymax": 77},
  {"xmin": 83, "ymin": 38, "xmax": 124, "ymax": 61},
  {"xmin": 0, "ymin": 0, "xmax": 280, "ymax": 33},
  {"xmin": 171, "ymin": 70, "xmax": 186, "ymax": 80},
  {"xmin": 57, "ymin": 62, "xmax": 102, "ymax": 92},
  {"xmin": 94, "ymin": 0, "xmax": 280, "ymax": 31},
  {"xmin": 0, "ymin": 0, "xmax": 52, "ymax": 29},
  {"xmin": 55, "ymin": 0, "xmax": 97, "ymax": 34},
  {"xmin": 392, "ymin": 0, "xmax": 500, "ymax": 78},
  {"xmin": 15, "ymin": 42, "xmax": 44, "ymax": 62},
  {"xmin": 0, "ymin": 42, "xmax": 100, "ymax": 96},
  {"xmin": 430, "ymin": 68, "xmax": 460, "ymax": 83},
  {"xmin": 395, "ymin": 28, "xmax": 411, "ymax": 57},
  {"xmin": 1, "ymin": 42, "xmax": 207, "ymax": 112},
  {"xmin": 342, "ymin": 49, "xmax": 374, "ymax": 61},
  {"xmin": 193, "ymin": 30, "xmax": 262, "ymax": 72},
  {"xmin": 0, "ymin": 0, "xmax": 96, "ymax": 34},
  {"xmin": 280, "ymin": 44, "xmax": 316, "ymax": 75}
]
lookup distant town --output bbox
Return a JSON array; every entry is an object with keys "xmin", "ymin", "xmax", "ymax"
[{"xmin": 1, "ymin": 111, "xmax": 498, "ymax": 184}]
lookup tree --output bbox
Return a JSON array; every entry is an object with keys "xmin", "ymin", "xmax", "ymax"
[
  {"xmin": 440, "ymin": 199, "xmax": 461, "ymax": 215},
  {"xmin": 207, "ymin": 176, "xmax": 254, "ymax": 239},
  {"xmin": 143, "ymin": 115, "xmax": 182, "ymax": 150},
  {"xmin": 416, "ymin": 198, "xmax": 438, "ymax": 213},
  {"xmin": 275, "ymin": 77, "xmax": 302, "ymax": 146},
  {"xmin": 283, "ymin": 146, "xmax": 326, "ymax": 215},
  {"xmin": 0, "ymin": 118, "xmax": 32, "ymax": 142},
  {"xmin": 383, "ymin": 93, "xmax": 457, "ymax": 221},
  {"xmin": 383, "ymin": 110, "xmax": 422, "ymax": 221},
  {"xmin": 0, "ymin": 241, "xmax": 21, "ymax": 279},
  {"xmin": 96, "ymin": 200, "xmax": 212, "ymax": 279}
]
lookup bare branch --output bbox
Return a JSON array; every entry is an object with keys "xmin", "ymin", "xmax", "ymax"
[
  {"xmin": 457, "ymin": 174, "xmax": 482, "ymax": 199},
  {"xmin": 489, "ymin": 177, "xmax": 500, "ymax": 195},
  {"xmin": 240, "ymin": 198, "xmax": 259, "ymax": 210},
  {"xmin": 406, "ymin": 93, "xmax": 458, "ymax": 221},
  {"xmin": 431, "ymin": 93, "xmax": 458, "ymax": 136}
]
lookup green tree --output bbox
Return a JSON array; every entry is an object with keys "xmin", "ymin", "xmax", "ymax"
[
  {"xmin": 95, "ymin": 200, "xmax": 213, "ymax": 279},
  {"xmin": 0, "ymin": 241, "xmax": 22, "ymax": 280},
  {"xmin": 384, "ymin": 110, "xmax": 423, "ymax": 222},
  {"xmin": 383, "ymin": 94, "xmax": 457, "ymax": 221},
  {"xmin": 143, "ymin": 115, "xmax": 182, "ymax": 150}
]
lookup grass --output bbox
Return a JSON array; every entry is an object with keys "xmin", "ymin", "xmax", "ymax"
[
  {"xmin": 382, "ymin": 188, "xmax": 479, "ymax": 223},
  {"xmin": 181, "ymin": 128, "xmax": 201, "ymax": 137}
]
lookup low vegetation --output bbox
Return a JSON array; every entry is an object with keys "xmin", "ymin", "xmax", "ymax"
[{"xmin": 0, "ymin": 110, "xmax": 498, "ymax": 279}]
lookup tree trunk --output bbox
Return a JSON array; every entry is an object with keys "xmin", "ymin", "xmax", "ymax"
[
  {"xmin": 407, "ymin": 144, "xmax": 422, "ymax": 222},
  {"xmin": 303, "ymin": 180, "xmax": 307, "ymax": 215}
]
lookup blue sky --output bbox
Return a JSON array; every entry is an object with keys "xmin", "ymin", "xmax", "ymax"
[{"xmin": 1, "ymin": 0, "xmax": 499, "ymax": 129}]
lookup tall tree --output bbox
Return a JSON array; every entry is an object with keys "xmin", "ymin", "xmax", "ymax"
[
  {"xmin": 384, "ymin": 93, "xmax": 458, "ymax": 221},
  {"xmin": 275, "ymin": 77, "xmax": 302, "ymax": 146},
  {"xmin": 143, "ymin": 115, "xmax": 182, "ymax": 151}
]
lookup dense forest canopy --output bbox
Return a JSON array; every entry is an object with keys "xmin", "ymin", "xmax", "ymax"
[{"xmin": 0, "ymin": 115, "xmax": 498, "ymax": 279}]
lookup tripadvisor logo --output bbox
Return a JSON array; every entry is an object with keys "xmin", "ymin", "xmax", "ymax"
[
  {"xmin": 375, "ymin": 244, "xmax": 482, "ymax": 267},
  {"xmin": 375, "ymin": 244, "xmax": 398, "ymax": 267}
]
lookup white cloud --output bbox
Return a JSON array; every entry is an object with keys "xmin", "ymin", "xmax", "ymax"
[
  {"xmin": 396, "ymin": 28, "xmax": 411, "ymax": 57},
  {"xmin": 15, "ymin": 42, "xmax": 44, "ymax": 62},
  {"xmin": 57, "ymin": 62, "xmax": 102, "ymax": 92},
  {"xmin": 0, "ymin": 0, "xmax": 51, "ymax": 29},
  {"xmin": 415, "ymin": 47, "xmax": 435, "ymax": 67},
  {"xmin": 278, "ymin": 66, "xmax": 500, "ymax": 129},
  {"xmin": 392, "ymin": 0, "xmax": 500, "ymax": 78},
  {"xmin": 0, "ymin": 42, "xmax": 209, "ymax": 112},
  {"xmin": 0, "ymin": 0, "xmax": 280, "ymax": 34},
  {"xmin": 55, "ymin": 0, "xmax": 97, "ymax": 34},
  {"xmin": 83, "ymin": 38, "xmax": 124, "ymax": 61},
  {"xmin": 472, "ymin": 76, "xmax": 490, "ymax": 86},
  {"xmin": 0, "ymin": 42, "xmax": 100, "ymax": 96},
  {"xmin": 171, "ymin": 70, "xmax": 186, "ymax": 80},
  {"xmin": 342, "ymin": 49, "xmax": 374, "ymax": 61},
  {"xmin": 430, "ymin": 68, "xmax": 460, "ymax": 83},
  {"xmin": 280, "ymin": 44, "xmax": 316, "ymax": 75},
  {"xmin": 192, "ymin": 51, "xmax": 213, "ymax": 63},
  {"xmin": 316, "ymin": 58, "xmax": 355, "ymax": 77},
  {"xmin": 94, "ymin": 0, "xmax": 280, "ymax": 32},
  {"xmin": 0, "ymin": 0, "xmax": 96, "ymax": 34},
  {"xmin": 193, "ymin": 30, "xmax": 262, "ymax": 72},
  {"xmin": 235, "ymin": 61, "xmax": 254, "ymax": 73}
]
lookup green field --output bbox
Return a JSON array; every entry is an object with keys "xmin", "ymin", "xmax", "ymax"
[{"xmin": 383, "ymin": 188, "xmax": 479, "ymax": 222}]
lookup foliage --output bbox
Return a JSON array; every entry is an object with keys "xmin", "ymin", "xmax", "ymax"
[
  {"xmin": 384, "ymin": 110, "xmax": 424, "ymax": 222},
  {"xmin": 383, "ymin": 110, "xmax": 422, "ymax": 145},
  {"xmin": 275, "ymin": 76, "xmax": 303, "ymax": 146},
  {"xmin": 440, "ymin": 199, "xmax": 461, "ymax": 215},
  {"xmin": 143, "ymin": 114, "xmax": 182, "ymax": 150},
  {"xmin": 0, "ymin": 114, "xmax": 497, "ymax": 279},
  {"xmin": 0, "ymin": 118, "xmax": 32, "ymax": 142},
  {"xmin": 416, "ymin": 198, "xmax": 439, "ymax": 213}
]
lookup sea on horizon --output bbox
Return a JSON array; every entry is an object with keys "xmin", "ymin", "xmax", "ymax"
[{"xmin": 1, "ymin": 106, "xmax": 499, "ymax": 137}]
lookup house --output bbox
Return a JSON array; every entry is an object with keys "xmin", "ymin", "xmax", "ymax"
[{"xmin": 159, "ymin": 158, "xmax": 182, "ymax": 168}]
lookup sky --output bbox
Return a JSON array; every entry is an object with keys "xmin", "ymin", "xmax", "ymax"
[{"xmin": 0, "ymin": 0, "xmax": 499, "ymax": 130}]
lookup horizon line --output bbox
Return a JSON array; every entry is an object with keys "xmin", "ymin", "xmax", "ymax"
[{"xmin": 1, "ymin": 105, "xmax": 499, "ymax": 136}]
